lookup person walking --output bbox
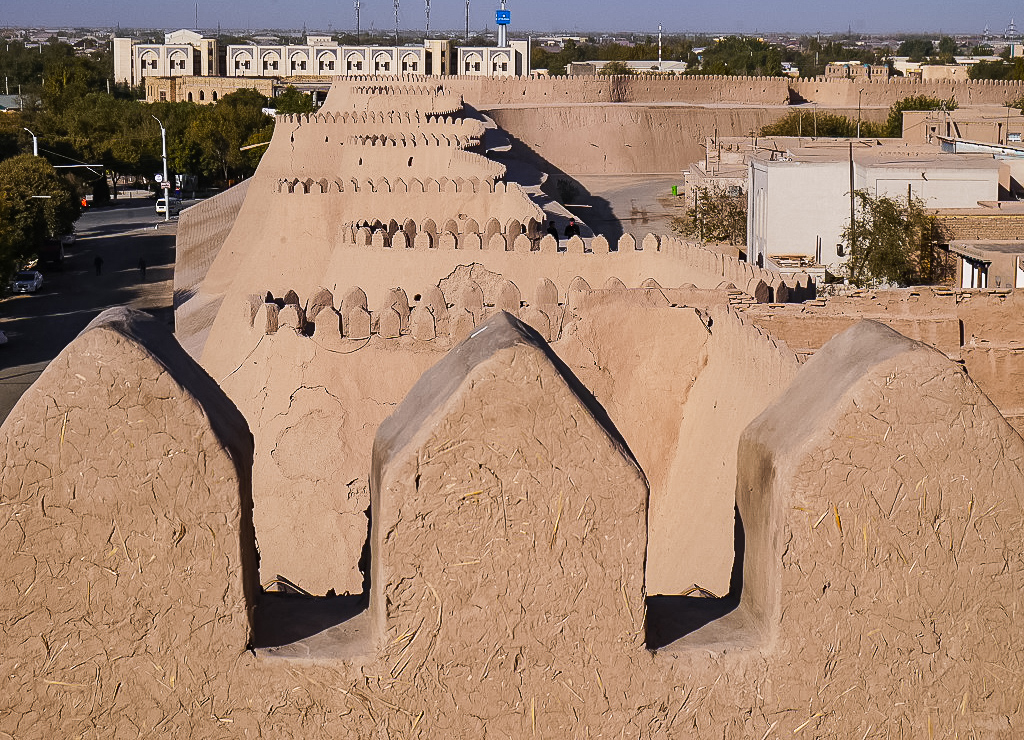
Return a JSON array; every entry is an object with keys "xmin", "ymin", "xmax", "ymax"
[
  {"xmin": 138, "ymin": 258, "xmax": 147, "ymax": 281},
  {"xmin": 93, "ymin": 255, "xmax": 103, "ymax": 276}
]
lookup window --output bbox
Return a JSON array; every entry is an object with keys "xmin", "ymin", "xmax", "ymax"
[
  {"xmin": 199, "ymin": 90, "xmax": 205, "ymax": 101},
  {"xmin": 159, "ymin": 90, "xmax": 167, "ymax": 101},
  {"xmin": 212, "ymin": 91, "xmax": 218, "ymax": 101},
  {"xmin": 501, "ymin": 62, "xmax": 507, "ymax": 71},
  {"xmin": 474, "ymin": 62, "xmax": 480, "ymax": 71},
  {"xmin": 187, "ymin": 92, "xmax": 193, "ymax": 101}
]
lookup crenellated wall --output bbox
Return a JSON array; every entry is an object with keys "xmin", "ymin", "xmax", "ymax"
[{"xmin": 741, "ymin": 287, "xmax": 1024, "ymax": 435}]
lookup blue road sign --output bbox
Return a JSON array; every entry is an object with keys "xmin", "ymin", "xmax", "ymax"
[{"xmin": 496, "ymin": 10, "xmax": 511, "ymax": 25}]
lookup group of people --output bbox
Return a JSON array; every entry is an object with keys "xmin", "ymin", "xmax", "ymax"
[{"xmin": 545, "ymin": 219, "xmax": 581, "ymax": 241}]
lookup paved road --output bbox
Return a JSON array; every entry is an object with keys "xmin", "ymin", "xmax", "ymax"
[{"xmin": 0, "ymin": 200, "xmax": 179, "ymax": 425}]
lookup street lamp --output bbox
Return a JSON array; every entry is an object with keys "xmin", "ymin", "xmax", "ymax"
[
  {"xmin": 23, "ymin": 127, "xmax": 37, "ymax": 156},
  {"xmin": 152, "ymin": 115, "xmax": 169, "ymax": 222}
]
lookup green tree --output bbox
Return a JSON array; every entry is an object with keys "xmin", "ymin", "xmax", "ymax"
[
  {"xmin": 842, "ymin": 189, "xmax": 942, "ymax": 287},
  {"xmin": 897, "ymin": 37, "xmax": 934, "ymax": 62},
  {"xmin": 179, "ymin": 89, "xmax": 272, "ymax": 183},
  {"xmin": 883, "ymin": 95, "xmax": 956, "ymax": 137},
  {"xmin": 670, "ymin": 185, "xmax": 747, "ymax": 245},
  {"xmin": 273, "ymin": 86, "xmax": 315, "ymax": 114},
  {"xmin": 968, "ymin": 58, "xmax": 1024, "ymax": 80},
  {"xmin": 0, "ymin": 154, "xmax": 80, "ymax": 283},
  {"xmin": 935, "ymin": 36, "xmax": 958, "ymax": 63},
  {"xmin": 760, "ymin": 109, "xmax": 885, "ymax": 137},
  {"xmin": 599, "ymin": 61, "xmax": 632, "ymax": 76},
  {"xmin": 687, "ymin": 36, "xmax": 783, "ymax": 76}
]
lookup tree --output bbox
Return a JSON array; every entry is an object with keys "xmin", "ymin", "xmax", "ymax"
[
  {"xmin": 760, "ymin": 109, "xmax": 885, "ymax": 137},
  {"xmin": 883, "ymin": 95, "xmax": 957, "ymax": 137},
  {"xmin": 670, "ymin": 184, "xmax": 747, "ymax": 245},
  {"xmin": 841, "ymin": 189, "xmax": 943, "ymax": 288},
  {"xmin": 0, "ymin": 154, "xmax": 80, "ymax": 284},
  {"xmin": 273, "ymin": 86, "xmax": 315, "ymax": 114},
  {"xmin": 599, "ymin": 61, "xmax": 632, "ymax": 76},
  {"xmin": 897, "ymin": 37, "xmax": 934, "ymax": 62},
  {"xmin": 178, "ymin": 89, "xmax": 272, "ymax": 184}
]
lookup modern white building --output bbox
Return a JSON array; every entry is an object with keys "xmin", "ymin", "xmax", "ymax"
[
  {"xmin": 114, "ymin": 30, "xmax": 221, "ymax": 86},
  {"xmin": 747, "ymin": 140, "xmax": 1003, "ymax": 272},
  {"xmin": 224, "ymin": 39, "xmax": 453, "ymax": 77},
  {"xmin": 457, "ymin": 40, "xmax": 529, "ymax": 76}
]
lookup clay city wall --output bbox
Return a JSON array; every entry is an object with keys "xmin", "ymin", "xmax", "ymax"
[
  {"xmin": 6, "ymin": 309, "xmax": 1024, "ymax": 736},
  {"xmin": 227, "ymin": 277, "xmax": 798, "ymax": 600},
  {"xmin": 935, "ymin": 211, "xmax": 1024, "ymax": 241},
  {"xmin": 338, "ymin": 73, "xmax": 1024, "ymax": 108},
  {"xmin": 226, "ymin": 225, "xmax": 805, "ymax": 309},
  {"xmin": 741, "ymin": 287, "xmax": 1024, "ymax": 435}
]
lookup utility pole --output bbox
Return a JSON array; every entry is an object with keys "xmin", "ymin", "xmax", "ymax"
[
  {"xmin": 152, "ymin": 115, "xmax": 169, "ymax": 222},
  {"xmin": 857, "ymin": 88, "xmax": 863, "ymax": 138},
  {"xmin": 847, "ymin": 141, "xmax": 854, "ymax": 259},
  {"xmin": 425, "ymin": 0, "xmax": 431, "ymax": 36},
  {"xmin": 355, "ymin": 0, "xmax": 361, "ymax": 44},
  {"xmin": 394, "ymin": 0, "xmax": 400, "ymax": 46},
  {"xmin": 658, "ymin": 24, "xmax": 662, "ymax": 67},
  {"xmin": 466, "ymin": 0, "xmax": 471, "ymax": 42},
  {"xmin": 23, "ymin": 128, "xmax": 38, "ymax": 156}
]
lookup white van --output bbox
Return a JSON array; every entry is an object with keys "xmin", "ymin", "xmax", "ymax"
[{"xmin": 155, "ymin": 196, "xmax": 182, "ymax": 216}]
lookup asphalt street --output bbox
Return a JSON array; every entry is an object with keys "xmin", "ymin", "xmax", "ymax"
[{"xmin": 0, "ymin": 196, "xmax": 179, "ymax": 425}]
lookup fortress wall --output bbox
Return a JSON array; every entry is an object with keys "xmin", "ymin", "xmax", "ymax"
[
  {"xmin": 484, "ymin": 104, "xmax": 792, "ymax": 174},
  {"xmin": 333, "ymin": 73, "xmax": 1024, "ymax": 108},
  {"xmin": 936, "ymin": 212, "xmax": 1024, "ymax": 241},
  {"xmin": 742, "ymin": 288, "xmax": 1024, "ymax": 434},
  {"xmin": 644, "ymin": 306, "xmax": 799, "ymax": 595},
  {"xmin": 173, "ymin": 181, "xmax": 250, "ymax": 357},
  {"xmin": 228, "ymin": 278, "xmax": 796, "ymax": 597}
]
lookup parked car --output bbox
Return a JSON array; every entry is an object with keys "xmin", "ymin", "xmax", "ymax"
[
  {"xmin": 10, "ymin": 270, "xmax": 43, "ymax": 294},
  {"xmin": 155, "ymin": 196, "xmax": 182, "ymax": 216},
  {"xmin": 37, "ymin": 238, "xmax": 65, "ymax": 269},
  {"xmin": 0, "ymin": 329, "xmax": 7, "ymax": 346}
]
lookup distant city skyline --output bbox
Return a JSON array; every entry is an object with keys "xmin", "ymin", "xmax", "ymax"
[{"xmin": 5, "ymin": 0, "xmax": 1024, "ymax": 37}]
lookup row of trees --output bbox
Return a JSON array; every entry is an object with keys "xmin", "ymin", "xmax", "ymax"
[
  {"xmin": 0, "ymin": 39, "xmax": 319, "ymax": 288},
  {"xmin": 671, "ymin": 184, "xmax": 943, "ymax": 288},
  {"xmin": 759, "ymin": 95, "xmax": 957, "ymax": 138}
]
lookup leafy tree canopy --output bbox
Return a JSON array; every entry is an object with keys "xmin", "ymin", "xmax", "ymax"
[
  {"xmin": 842, "ymin": 189, "xmax": 943, "ymax": 287},
  {"xmin": 670, "ymin": 184, "xmax": 747, "ymax": 245},
  {"xmin": 883, "ymin": 95, "xmax": 956, "ymax": 137},
  {"xmin": 0, "ymin": 154, "xmax": 80, "ymax": 283},
  {"xmin": 273, "ymin": 86, "xmax": 315, "ymax": 114}
]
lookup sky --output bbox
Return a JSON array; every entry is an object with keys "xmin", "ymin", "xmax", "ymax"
[{"xmin": 5, "ymin": 0, "xmax": 1023, "ymax": 36}]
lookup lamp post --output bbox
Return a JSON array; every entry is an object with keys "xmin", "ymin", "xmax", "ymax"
[
  {"xmin": 23, "ymin": 127, "xmax": 38, "ymax": 156},
  {"xmin": 857, "ymin": 88, "xmax": 863, "ymax": 138},
  {"xmin": 152, "ymin": 115, "xmax": 169, "ymax": 222}
]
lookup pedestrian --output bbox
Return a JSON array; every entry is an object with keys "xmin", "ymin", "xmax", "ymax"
[
  {"xmin": 138, "ymin": 258, "xmax": 147, "ymax": 281},
  {"xmin": 94, "ymin": 255, "xmax": 103, "ymax": 276},
  {"xmin": 546, "ymin": 221, "xmax": 558, "ymax": 241},
  {"xmin": 564, "ymin": 219, "xmax": 580, "ymax": 239}
]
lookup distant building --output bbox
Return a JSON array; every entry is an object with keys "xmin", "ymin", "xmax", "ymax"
[
  {"xmin": 824, "ymin": 61, "xmax": 891, "ymax": 80},
  {"xmin": 225, "ymin": 39, "xmax": 454, "ymax": 77},
  {"xmin": 566, "ymin": 59, "xmax": 688, "ymax": 75},
  {"xmin": 457, "ymin": 40, "xmax": 530, "ymax": 76},
  {"xmin": 946, "ymin": 238, "xmax": 1024, "ymax": 288},
  {"xmin": 747, "ymin": 140, "xmax": 1003, "ymax": 273},
  {"xmin": 114, "ymin": 29, "xmax": 221, "ymax": 86}
]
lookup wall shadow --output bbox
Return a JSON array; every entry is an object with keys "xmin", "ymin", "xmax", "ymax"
[{"xmin": 645, "ymin": 505, "xmax": 744, "ymax": 651}]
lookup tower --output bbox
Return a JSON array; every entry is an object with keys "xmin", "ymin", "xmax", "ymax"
[{"xmin": 496, "ymin": 0, "xmax": 510, "ymax": 48}]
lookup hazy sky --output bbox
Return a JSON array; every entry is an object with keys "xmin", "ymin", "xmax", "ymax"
[{"xmin": 6, "ymin": 0, "xmax": 1023, "ymax": 36}]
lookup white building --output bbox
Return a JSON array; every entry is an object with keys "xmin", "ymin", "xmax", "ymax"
[
  {"xmin": 225, "ymin": 38, "xmax": 453, "ymax": 77},
  {"xmin": 747, "ymin": 141, "xmax": 1003, "ymax": 272},
  {"xmin": 114, "ymin": 30, "xmax": 220, "ymax": 86},
  {"xmin": 457, "ymin": 40, "xmax": 530, "ymax": 76}
]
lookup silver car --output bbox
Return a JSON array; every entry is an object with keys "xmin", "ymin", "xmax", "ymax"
[{"xmin": 10, "ymin": 270, "xmax": 43, "ymax": 294}]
